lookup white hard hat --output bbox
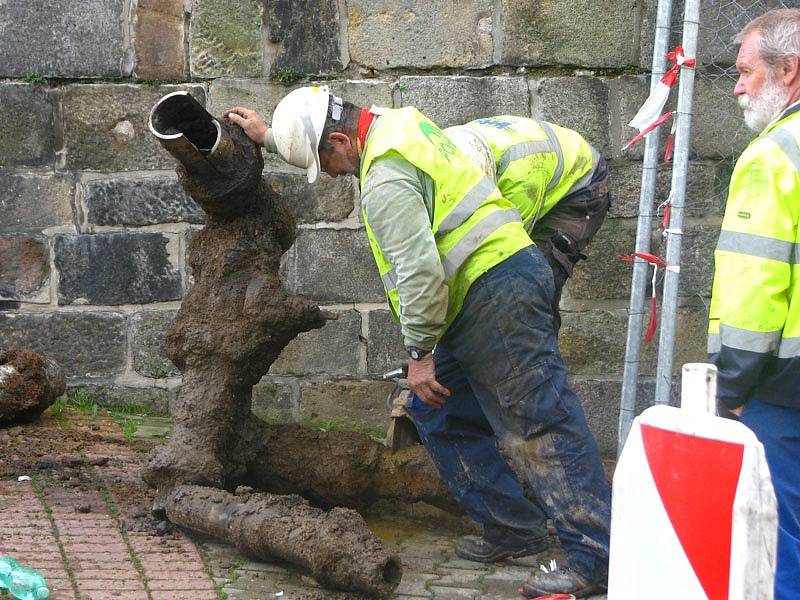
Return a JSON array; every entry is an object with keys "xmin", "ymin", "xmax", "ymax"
[
  {"xmin": 271, "ymin": 86, "xmax": 332, "ymax": 183},
  {"xmin": 444, "ymin": 125, "xmax": 497, "ymax": 182}
]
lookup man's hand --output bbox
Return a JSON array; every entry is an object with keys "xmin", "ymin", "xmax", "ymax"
[
  {"xmin": 406, "ymin": 353, "xmax": 450, "ymax": 408},
  {"xmin": 227, "ymin": 107, "xmax": 269, "ymax": 146}
]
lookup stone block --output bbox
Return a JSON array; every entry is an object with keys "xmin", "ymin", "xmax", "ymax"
[
  {"xmin": 608, "ymin": 75, "xmax": 659, "ymax": 161},
  {"xmin": 0, "ymin": 172, "xmax": 74, "ymax": 229},
  {"xmin": 560, "ymin": 309, "xmax": 644, "ymax": 376},
  {"xmin": 190, "ymin": 0, "xmax": 263, "ymax": 78},
  {"xmin": 61, "ymin": 84, "xmax": 206, "ymax": 172},
  {"xmin": 0, "ymin": 84, "xmax": 56, "ymax": 167},
  {"xmin": 563, "ymin": 218, "xmax": 644, "ymax": 301},
  {"xmin": 135, "ymin": 0, "xmax": 187, "ymax": 80},
  {"xmin": 81, "ymin": 175, "xmax": 205, "ymax": 228},
  {"xmin": 348, "ymin": 0, "xmax": 494, "ymax": 70},
  {"xmin": 131, "ymin": 310, "xmax": 179, "ymax": 379},
  {"xmin": 251, "ymin": 379, "xmax": 296, "ymax": 423},
  {"xmin": 396, "ymin": 76, "xmax": 530, "ymax": 128},
  {"xmin": 571, "ymin": 378, "xmax": 654, "ymax": 456},
  {"xmin": 677, "ymin": 222, "xmax": 719, "ymax": 298},
  {"xmin": 264, "ymin": 172, "xmax": 356, "ymax": 224},
  {"xmin": 0, "ymin": 234, "xmax": 50, "ymax": 303},
  {"xmin": 500, "ymin": 0, "xmax": 642, "ymax": 68},
  {"xmin": 54, "ymin": 232, "xmax": 182, "ymax": 306},
  {"xmin": 298, "ymin": 380, "xmax": 395, "ymax": 435},
  {"xmin": 691, "ymin": 74, "xmax": 751, "ymax": 159},
  {"xmin": 208, "ymin": 78, "xmax": 394, "ymax": 123},
  {"xmin": 284, "ymin": 228, "xmax": 385, "ymax": 303},
  {"xmin": 70, "ymin": 384, "xmax": 172, "ymax": 413},
  {"xmin": 270, "ymin": 309, "xmax": 362, "ymax": 376},
  {"xmin": 265, "ymin": 0, "xmax": 346, "ymax": 76},
  {"xmin": 0, "ymin": 0, "xmax": 133, "ymax": 78},
  {"xmin": 608, "ymin": 160, "xmax": 723, "ymax": 218},
  {"xmin": 366, "ymin": 309, "xmax": 405, "ymax": 376},
  {"xmin": 532, "ymin": 77, "xmax": 610, "ymax": 155},
  {"xmin": 0, "ymin": 311, "xmax": 127, "ymax": 379}
]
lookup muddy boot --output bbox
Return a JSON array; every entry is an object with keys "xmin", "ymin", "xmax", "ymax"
[
  {"xmin": 455, "ymin": 534, "xmax": 549, "ymax": 563},
  {"xmin": 520, "ymin": 566, "xmax": 607, "ymax": 598}
]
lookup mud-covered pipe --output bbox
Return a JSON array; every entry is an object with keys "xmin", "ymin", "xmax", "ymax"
[
  {"xmin": 148, "ymin": 91, "xmax": 263, "ymax": 217},
  {"xmin": 166, "ymin": 485, "xmax": 403, "ymax": 598}
]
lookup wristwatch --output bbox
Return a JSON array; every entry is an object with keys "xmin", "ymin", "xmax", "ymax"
[{"xmin": 406, "ymin": 346, "xmax": 431, "ymax": 360}]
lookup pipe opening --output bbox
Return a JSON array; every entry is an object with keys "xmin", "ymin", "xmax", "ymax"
[
  {"xmin": 150, "ymin": 92, "xmax": 220, "ymax": 155},
  {"xmin": 382, "ymin": 558, "xmax": 403, "ymax": 587}
]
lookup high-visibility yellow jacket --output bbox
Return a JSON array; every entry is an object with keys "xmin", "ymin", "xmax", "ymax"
[
  {"xmin": 462, "ymin": 116, "xmax": 599, "ymax": 233},
  {"xmin": 708, "ymin": 102, "xmax": 800, "ymax": 409},
  {"xmin": 360, "ymin": 107, "xmax": 532, "ymax": 333}
]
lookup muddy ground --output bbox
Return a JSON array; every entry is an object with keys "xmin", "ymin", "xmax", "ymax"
[{"xmin": 0, "ymin": 405, "xmax": 169, "ymax": 536}]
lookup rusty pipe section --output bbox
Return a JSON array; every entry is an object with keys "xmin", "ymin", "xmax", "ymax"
[{"xmin": 149, "ymin": 91, "xmax": 264, "ymax": 217}]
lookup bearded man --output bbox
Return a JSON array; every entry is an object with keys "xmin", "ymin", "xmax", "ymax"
[{"xmin": 707, "ymin": 9, "xmax": 800, "ymax": 599}]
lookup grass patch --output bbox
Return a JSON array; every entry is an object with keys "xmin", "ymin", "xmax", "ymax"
[
  {"xmin": 270, "ymin": 67, "xmax": 305, "ymax": 86},
  {"xmin": 24, "ymin": 69, "xmax": 46, "ymax": 84}
]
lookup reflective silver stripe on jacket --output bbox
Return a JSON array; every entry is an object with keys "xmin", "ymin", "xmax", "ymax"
[
  {"xmin": 495, "ymin": 121, "xmax": 565, "ymax": 189},
  {"xmin": 442, "ymin": 208, "xmax": 522, "ymax": 279},
  {"xmin": 437, "ymin": 176, "xmax": 497, "ymax": 235},
  {"xmin": 708, "ymin": 324, "xmax": 782, "ymax": 354},
  {"xmin": 768, "ymin": 127, "xmax": 800, "ymax": 174},
  {"xmin": 382, "ymin": 269, "xmax": 398, "ymax": 291},
  {"xmin": 778, "ymin": 337, "xmax": 800, "ymax": 359},
  {"xmin": 716, "ymin": 230, "xmax": 795, "ymax": 263}
]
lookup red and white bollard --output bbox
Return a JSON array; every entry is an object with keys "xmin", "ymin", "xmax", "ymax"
[{"xmin": 608, "ymin": 363, "xmax": 777, "ymax": 599}]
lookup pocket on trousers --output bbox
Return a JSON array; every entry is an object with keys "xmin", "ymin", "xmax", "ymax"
[{"xmin": 496, "ymin": 360, "xmax": 569, "ymax": 437}]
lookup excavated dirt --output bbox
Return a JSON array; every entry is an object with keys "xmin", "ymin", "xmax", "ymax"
[
  {"xmin": 0, "ymin": 409, "xmax": 167, "ymax": 535},
  {"xmin": 0, "ymin": 348, "xmax": 66, "ymax": 425}
]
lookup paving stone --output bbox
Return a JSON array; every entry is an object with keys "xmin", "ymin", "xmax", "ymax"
[
  {"xmin": 366, "ymin": 309, "xmax": 406, "ymax": 376},
  {"xmin": 270, "ymin": 308, "xmax": 362, "ymax": 376},
  {"xmin": 0, "ymin": 83, "xmax": 57, "ymax": 167},
  {"xmin": 81, "ymin": 175, "xmax": 205, "ymax": 228},
  {"xmin": 396, "ymin": 76, "xmax": 530, "ymax": 129},
  {"xmin": 428, "ymin": 586, "xmax": 480, "ymax": 600},
  {"xmin": 0, "ymin": 233, "xmax": 50, "ymax": 303},
  {"xmin": 251, "ymin": 379, "xmax": 296, "ymax": 423},
  {"xmin": 135, "ymin": 0, "xmax": 187, "ymax": 80},
  {"xmin": 532, "ymin": 76, "xmax": 610, "ymax": 156},
  {"xmin": 61, "ymin": 84, "xmax": 206, "ymax": 172},
  {"xmin": 264, "ymin": 0, "xmax": 346, "ymax": 76},
  {"xmin": 500, "ymin": 0, "xmax": 642, "ymax": 68},
  {"xmin": 131, "ymin": 310, "xmax": 180, "ymax": 379},
  {"xmin": 0, "ymin": 171, "xmax": 74, "ymax": 229},
  {"xmin": 348, "ymin": 0, "xmax": 494, "ymax": 69},
  {"xmin": 0, "ymin": 311, "xmax": 126, "ymax": 379},
  {"xmin": 0, "ymin": 0, "xmax": 132, "ymax": 78},
  {"xmin": 264, "ymin": 171, "xmax": 356, "ymax": 224},
  {"xmin": 54, "ymin": 232, "xmax": 182, "ymax": 306},
  {"xmin": 284, "ymin": 228, "xmax": 385, "ymax": 303},
  {"xmin": 607, "ymin": 160, "xmax": 724, "ymax": 219},
  {"xmin": 395, "ymin": 572, "xmax": 439, "ymax": 596},
  {"xmin": 298, "ymin": 379, "xmax": 395, "ymax": 435},
  {"xmin": 190, "ymin": 0, "xmax": 263, "ymax": 78}
]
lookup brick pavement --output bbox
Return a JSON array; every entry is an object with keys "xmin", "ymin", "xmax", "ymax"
[{"xmin": 0, "ymin": 413, "xmax": 608, "ymax": 600}]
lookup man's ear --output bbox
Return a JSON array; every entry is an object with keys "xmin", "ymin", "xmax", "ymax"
[
  {"xmin": 780, "ymin": 53, "xmax": 800, "ymax": 86},
  {"xmin": 329, "ymin": 131, "xmax": 352, "ymax": 150}
]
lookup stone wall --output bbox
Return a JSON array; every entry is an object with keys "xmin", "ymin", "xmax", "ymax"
[{"xmin": 0, "ymin": 0, "xmax": 746, "ymax": 454}]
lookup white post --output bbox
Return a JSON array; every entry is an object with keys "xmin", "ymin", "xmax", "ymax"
[{"xmin": 680, "ymin": 363, "xmax": 717, "ymax": 415}]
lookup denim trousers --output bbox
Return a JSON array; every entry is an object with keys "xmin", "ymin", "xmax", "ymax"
[
  {"xmin": 407, "ymin": 245, "xmax": 611, "ymax": 579},
  {"xmin": 741, "ymin": 398, "xmax": 800, "ymax": 600}
]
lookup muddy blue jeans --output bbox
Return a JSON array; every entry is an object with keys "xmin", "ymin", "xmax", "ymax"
[{"xmin": 407, "ymin": 246, "xmax": 611, "ymax": 579}]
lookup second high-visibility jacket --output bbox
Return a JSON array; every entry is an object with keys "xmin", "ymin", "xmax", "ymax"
[
  {"xmin": 461, "ymin": 116, "xmax": 600, "ymax": 233},
  {"xmin": 359, "ymin": 107, "xmax": 532, "ymax": 344},
  {"xmin": 708, "ymin": 101, "xmax": 800, "ymax": 410}
]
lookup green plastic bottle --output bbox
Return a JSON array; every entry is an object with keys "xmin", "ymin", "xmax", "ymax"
[{"xmin": 0, "ymin": 556, "xmax": 49, "ymax": 600}]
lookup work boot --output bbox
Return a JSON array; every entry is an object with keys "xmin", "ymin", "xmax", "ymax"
[
  {"xmin": 519, "ymin": 566, "xmax": 606, "ymax": 598},
  {"xmin": 455, "ymin": 534, "xmax": 549, "ymax": 563}
]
